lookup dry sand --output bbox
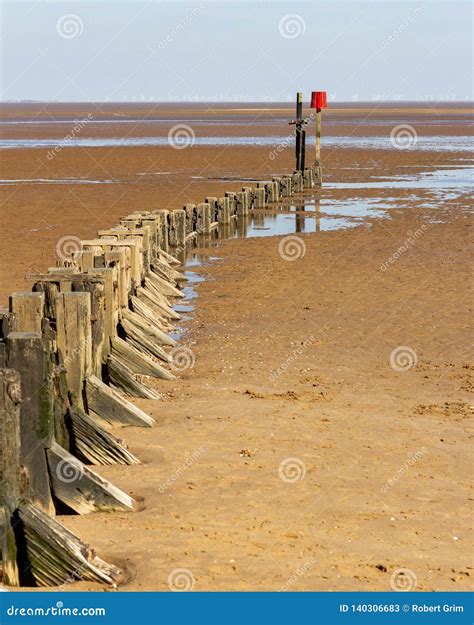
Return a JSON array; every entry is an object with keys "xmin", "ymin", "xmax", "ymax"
[{"xmin": 0, "ymin": 103, "xmax": 472, "ymax": 591}]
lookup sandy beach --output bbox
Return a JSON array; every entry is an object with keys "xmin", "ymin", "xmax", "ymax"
[{"xmin": 0, "ymin": 102, "xmax": 472, "ymax": 592}]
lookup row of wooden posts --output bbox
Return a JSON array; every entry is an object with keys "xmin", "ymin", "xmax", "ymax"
[{"xmin": 0, "ymin": 167, "xmax": 315, "ymax": 588}]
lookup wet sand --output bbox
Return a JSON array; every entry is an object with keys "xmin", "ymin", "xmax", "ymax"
[{"xmin": 0, "ymin": 103, "xmax": 472, "ymax": 591}]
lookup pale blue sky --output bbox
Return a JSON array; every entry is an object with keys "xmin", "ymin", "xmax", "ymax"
[{"xmin": 1, "ymin": 1, "xmax": 472, "ymax": 102}]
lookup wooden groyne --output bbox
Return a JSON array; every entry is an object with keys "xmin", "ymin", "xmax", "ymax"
[{"xmin": 0, "ymin": 167, "xmax": 315, "ymax": 588}]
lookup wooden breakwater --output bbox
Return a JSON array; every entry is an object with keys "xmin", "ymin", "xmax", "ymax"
[{"xmin": 0, "ymin": 167, "xmax": 314, "ymax": 588}]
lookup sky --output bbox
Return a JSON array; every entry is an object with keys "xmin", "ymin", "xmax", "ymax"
[{"xmin": 0, "ymin": 0, "xmax": 472, "ymax": 102}]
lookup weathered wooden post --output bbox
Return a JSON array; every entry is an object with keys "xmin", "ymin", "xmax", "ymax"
[
  {"xmin": 288, "ymin": 92, "xmax": 306, "ymax": 172},
  {"xmin": 310, "ymin": 90, "xmax": 328, "ymax": 185},
  {"xmin": 196, "ymin": 202, "xmax": 211, "ymax": 234}
]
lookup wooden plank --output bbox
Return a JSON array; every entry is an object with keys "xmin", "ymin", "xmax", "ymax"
[
  {"xmin": 19, "ymin": 503, "xmax": 123, "ymax": 587},
  {"xmin": 0, "ymin": 368, "xmax": 21, "ymax": 586},
  {"xmin": 6, "ymin": 332, "xmax": 54, "ymax": 515},
  {"xmin": 68, "ymin": 406, "xmax": 140, "ymax": 465},
  {"xmin": 71, "ymin": 278, "xmax": 105, "ymax": 377},
  {"xmin": 121, "ymin": 306, "xmax": 176, "ymax": 347},
  {"xmin": 9, "ymin": 292, "xmax": 44, "ymax": 334},
  {"xmin": 47, "ymin": 442, "xmax": 136, "ymax": 514},
  {"xmin": 107, "ymin": 354, "xmax": 161, "ymax": 400},
  {"xmin": 111, "ymin": 337, "xmax": 175, "ymax": 380},
  {"xmin": 85, "ymin": 374, "xmax": 155, "ymax": 427},
  {"xmin": 55, "ymin": 292, "xmax": 92, "ymax": 406},
  {"xmin": 120, "ymin": 317, "xmax": 170, "ymax": 363}
]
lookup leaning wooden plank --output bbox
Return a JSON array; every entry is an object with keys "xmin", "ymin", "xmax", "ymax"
[
  {"xmin": 107, "ymin": 354, "xmax": 161, "ymax": 400},
  {"xmin": 158, "ymin": 249, "xmax": 181, "ymax": 266},
  {"xmin": 146, "ymin": 270, "xmax": 185, "ymax": 298},
  {"xmin": 143, "ymin": 277, "xmax": 173, "ymax": 307},
  {"xmin": 47, "ymin": 442, "xmax": 136, "ymax": 514},
  {"xmin": 120, "ymin": 318, "xmax": 170, "ymax": 363},
  {"xmin": 0, "ymin": 368, "xmax": 21, "ymax": 586},
  {"xmin": 85, "ymin": 374, "xmax": 155, "ymax": 427},
  {"xmin": 130, "ymin": 295, "xmax": 174, "ymax": 333},
  {"xmin": 137, "ymin": 286, "xmax": 180, "ymax": 321},
  {"xmin": 151, "ymin": 258, "xmax": 183, "ymax": 283},
  {"xmin": 18, "ymin": 503, "xmax": 123, "ymax": 587},
  {"xmin": 67, "ymin": 406, "xmax": 140, "ymax": 465},
  {"xmin": 121, "ymin": 307, "xmax": 176, "ymax": 347},
  {"xmin": 111, "ymin": 337, "xmax": 175, "ymax": 380}
]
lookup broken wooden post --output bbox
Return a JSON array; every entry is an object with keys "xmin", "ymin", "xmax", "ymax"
[
  {"xmin": 225, "ymin": 192, "xmax": 237, "ymax": 216},
  {"xmin": 55, "ymin": 292, "xmax": 92, "ymax": 407},
  {"xmin": 292, "ymin": 171, "xmax": 303, "ymax": 193},
  {"xmin": 196, "ymin": 202, "xmax": 211, "ymax": 234},
  {"xmin": 205, "ymin": 197, "xmax": 218, "ymax": 223},
  {"xmin": 217, "ymin": 197, "xmax": 231, "ymax": 224},
  {"xmin": 304, "ymin": 168, "xmax": 314, "ymax": 189},
  {"xmin": 9, "ymin": 292, "xmax": 44, "ymax": 334},
  {"xmin": 281, "ymin": 176, "xmax": 292, "ymax": 197},
  {"xmin": 183, "ymin": 203, "xmax": 197, "ymax": 235},
  {"xmin": 236, "ymin": 191, "xmax": 249, "ymax": 216},
  {"xmin": 6, "ymin": 332, "xmax": 55, "ymax": 515},
  {"xmin": 169, "ymin": 209, "xmax": 186, "ymax": 249},
  {"xmin": 254, "ymin": 187, "xmax": 266, "ymax": 208},
  {"xmin": 0, "ymin": 368, "xmax": 21, "ymax": 586}
]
